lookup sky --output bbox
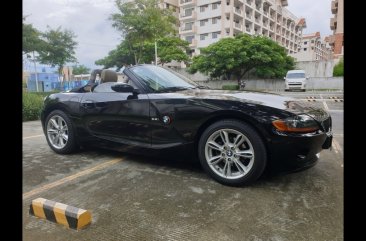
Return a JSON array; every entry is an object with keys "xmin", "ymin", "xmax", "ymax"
[{"xmin": 23, "ymin": 0, "xmax": 333, "ymax": 70}]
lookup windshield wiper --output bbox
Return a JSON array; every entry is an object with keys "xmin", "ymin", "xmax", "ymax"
[{"xmin": 155, "ymin": 86, "xmax": 194, "ymax": 93}]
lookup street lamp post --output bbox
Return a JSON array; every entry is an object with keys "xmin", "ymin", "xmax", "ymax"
[
  {"xmin": 32, "ymin": 51, "xmax": 39, "ymax": 92},
  {"xmin": 154, "ymin": 41, "xmax": 157, "ymax": 65}
]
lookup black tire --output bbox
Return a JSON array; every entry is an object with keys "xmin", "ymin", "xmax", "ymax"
[
  {"xmin": 198, "ymin": 119, "xmax": 267, "ymax": 186},
  {"xmin": 44, "ymin": 110, "xmax": 78, "ymax": 154}
]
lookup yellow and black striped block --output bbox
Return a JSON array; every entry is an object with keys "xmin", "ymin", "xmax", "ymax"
[{"xmin": 29, "ymin": 198, "xmax": 92, "ymax": 230}]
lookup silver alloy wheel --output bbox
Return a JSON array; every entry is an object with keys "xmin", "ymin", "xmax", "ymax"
[
  {"xmin": 204, "ymin": 129, "xmax": 254, "ymax": 179},
  {"xmin": 46, "ymin": 115, "xmax": 69, "ymax": 149}
]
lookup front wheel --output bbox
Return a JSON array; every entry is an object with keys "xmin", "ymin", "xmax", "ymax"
[
  {"xmin": 198, "ymin": 120, "xmax": 267, "ymax": 186},
  {"xmin": 45, "ymin": 110, "xmax": 78, "ymax": 154}
]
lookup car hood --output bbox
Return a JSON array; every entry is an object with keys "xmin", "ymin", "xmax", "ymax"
[
  {"xmin": 170, "ymin": 89, "xmax": 329, "ymax": 119},
  {"xmin": 286, "ymin": 78, "xmax": 306, "ymax": 82}
]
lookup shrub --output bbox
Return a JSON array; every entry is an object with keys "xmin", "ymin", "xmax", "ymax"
[
  {"xmin": 23, "ymin": 92, "xmax": 45, "ymax": 121},
  {"xmin": 333, "ymin": 58, "xmax": 344, "ymax": 76},
  {"xmin": 222, "ymin": 84, "xmax": 239, "ymax": 90}
]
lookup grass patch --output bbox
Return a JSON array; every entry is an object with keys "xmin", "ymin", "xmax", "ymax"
[{"xmin": 23, "ymin": 92, "xmax": 50, "ymax": 121}]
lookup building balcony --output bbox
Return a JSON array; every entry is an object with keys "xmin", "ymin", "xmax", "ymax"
[
  {"xmin": 234, "ymin": 22, "xmax": 243, "ymax": 31},
  {"xmin": 331, "ymin": 0, "xmax": 338, "ymax": 14},
  {"xmin": 179, "ymin": 25, "xmax": 197, "ymax": 34},
  {"xmin": 245, "ymin": 13, "xmax": 253, "ymax": 20},
  {"xmin": 234, "ymin": 8, "xmax": 243, "ymax": 17},
  {"xmin": 179, "ymin": 0, "xmax": 196, "ymax": 7},
  {"xmin": 180, "ymin": 11, "xmax": 196, "ymax": 21},
  {"xmin": 330, "ymin": 17, "xmax": 337, "ymax": 30}
]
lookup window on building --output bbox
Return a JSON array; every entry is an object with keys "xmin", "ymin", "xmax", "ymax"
[
  {"xmin": 185, "ymin": 35, "xmax": 194, "ymax": 44},
  {"xmin": 212, "ymin": 2, "xmax": 221, "ymax": 10},
  {"xmin": 184, "ymin": 8, "xmax": 193, "ymax": 16},
  {"xmin": 304, "ymin": 48, "xmax": 307, "ymax": 51},
  {"xmin": 212, "ymin": 31, "xmax": 221, "ymax": 39},
  {"xmin": 212, "ymin": 17, "xmax": 220, "ymax": 24},
  {"xmin": 184, "ymin": 22, "xmax": 193, "ymax": 30},
  {"xmin": 200, "ymin": 19, "xmax": 208, "ymax": 26},
  {"xmin": 200, "ymin": 34, "xmax": 209, "ymax": 40},
  {"xmin": 200, "ymin": 5, "xmax": 208, "ymax": 12},
  {"xmin": 304, "ymin": 41, "xmax": 307, "ymax": 45},
  {"xmin": 311, "ymin": 47, "xmax": 314, "ymax": 50}
]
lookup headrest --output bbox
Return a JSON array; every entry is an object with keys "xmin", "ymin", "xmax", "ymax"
[{"xmin": 100, "ymin": 69, "xmax": 118, "ymax": 83}]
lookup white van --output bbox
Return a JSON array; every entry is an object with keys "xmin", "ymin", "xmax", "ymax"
[{"xmin": 284, "ymin": 70, "xmax": 308, "ymax": 92}]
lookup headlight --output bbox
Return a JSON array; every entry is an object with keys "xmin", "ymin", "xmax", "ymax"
[{"xmin": 272, "ymin": 114, "xmax": 319, "ymax": 133}]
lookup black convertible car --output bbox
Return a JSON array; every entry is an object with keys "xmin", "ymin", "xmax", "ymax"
[{"xmin": 41, "ymin": 65, "xmax": 332, "ymax": 186}]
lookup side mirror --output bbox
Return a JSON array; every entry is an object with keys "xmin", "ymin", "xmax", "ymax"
[
  {"xmin": 111, "ymin": 84, "xmax": 135, "ymax": 93},
  {"xmin": 283, "ymin": 77, "xmax": 286, "ymax": 80}
]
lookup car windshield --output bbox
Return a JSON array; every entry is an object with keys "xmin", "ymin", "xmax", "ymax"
[
  {"xmin": 129, "ymin": 65, "xmax": 198, "ymax": 92},
  {"xmin": 287, "ymin": 73, "xmax": 305, "ymax": 78}
]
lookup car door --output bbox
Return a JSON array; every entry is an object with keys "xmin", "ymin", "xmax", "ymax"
[{"xmin": 79, "ymin": 81, "xmax": 151, "ymax": 147}]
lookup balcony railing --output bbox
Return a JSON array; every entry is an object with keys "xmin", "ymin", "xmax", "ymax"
[
  {"xmin": 180, "ymin": 11, "xmax": 196, "ymax": 20},
  {"xmin": 180, "ymin": 0, "xmax": 196, "ymax": 7},
  {"xmin": 234, "ymin": 22, "xmax": 242, "ymax": 30},
  {"xmin": 179, "ymin": 25, "xmax": 197, "ymax": 33},
  {"xmin": 234, "ymin": 8, "xmax": 242, "ymax": 15}
]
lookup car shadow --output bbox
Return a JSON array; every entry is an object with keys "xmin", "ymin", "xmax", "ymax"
[{"xmin": 81, "ymin": 147, "xmax": 307, "ymax": 187}]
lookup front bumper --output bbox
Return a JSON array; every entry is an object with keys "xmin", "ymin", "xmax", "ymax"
[
  {"xmin": 285, "ymin": 83, "xmax": 306, "ymax": 90},
  {"xmin": 265, "ymin": 130, "xmax": 332, "ymax": 174}
]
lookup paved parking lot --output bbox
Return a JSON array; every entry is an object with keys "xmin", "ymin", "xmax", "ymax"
[{"xmin": 23, "ymin": 91, "xmax": 343, "ymax": 241}]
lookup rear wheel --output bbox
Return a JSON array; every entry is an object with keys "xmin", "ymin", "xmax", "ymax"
[
  {"xmin": 198, "ymin": 119, "xmax": 267, "ymax": 186},
  {"xmin": 45, "ymin": 110, "xmax": 78, "ymax": 154}
]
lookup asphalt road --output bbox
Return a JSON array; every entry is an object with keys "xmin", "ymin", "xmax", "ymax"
[{"xmin": 23, "ymin": 91, "xmax": 343, "ymax": 241}]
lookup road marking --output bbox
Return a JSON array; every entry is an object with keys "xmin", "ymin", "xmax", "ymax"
[
  {"xmin": 23, "ymin": 134, "xmax": 44, "ymax": 140},
  {"xmin": 332, "ymin": 139, "xmax": 343, "ymax": 154},
  {"xmin": 23, "ymin": 158, "xmax": 123, "ymax": 200},
  {"xmin": 320, "ymin": 94, "xmax": 329, "ymax": 112}
]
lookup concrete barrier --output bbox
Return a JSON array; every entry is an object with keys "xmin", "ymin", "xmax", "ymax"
[
  {"xmin": 194, "ymin": 77, "xmax": 343, "ymax": 91},
  {"xmin": 172, "ymin": 69, "xmax": 343, "ymax": 90},
  {"xmin": 29, "ymin": 198, "xmax": 92, "ymax": 230}
]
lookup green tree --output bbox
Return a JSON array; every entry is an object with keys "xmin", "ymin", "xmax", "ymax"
[
  {"xmin": 72, "ymin": 64, "xmax": 91, "ymax": 75},
  {"xmin": 95, "ymin": 41, "xmax": 137, "ymax": 70},
  {"xmin": 23, "ymin": 20, "xmax": 44, "ymax": 57},
  {"xmin": 96, "ymin": 37, "xmax": 190, "ymax": 69},
  {"xmin": 110, "ymin": 0, "xmax": 177, "ymax": 64},
  {"xmin": 333, "ymin": 58, "xmax": 344, "ymax": 76},
  {"xmin": 37, "ymin": 26, "xmax": 78, "ymax": 80},
  {"xmin": 156, "ymin": 37, "xmax": 190, "ymax": 66},
  {"xmin": 189, "ymin": 34, "xmax": 295, "ymax": 84}
]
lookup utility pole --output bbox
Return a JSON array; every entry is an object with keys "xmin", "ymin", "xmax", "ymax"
[{"xmin": 32, "ymin": 51, "xmax": 39, "ymax": 92}]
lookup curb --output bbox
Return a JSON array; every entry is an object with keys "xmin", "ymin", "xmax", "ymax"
[{"xmin": 29, "ymin": 198, "xmax": 92, "ymax": 230}]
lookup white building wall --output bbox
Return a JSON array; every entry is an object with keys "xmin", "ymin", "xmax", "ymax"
[{"xmin": 179, "ymin": 0, "xmax": 306, "ymax": 56}]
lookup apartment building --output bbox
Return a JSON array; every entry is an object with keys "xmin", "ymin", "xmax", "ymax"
[
  {"xmin": 178, "ymin": 0, "xmax": 306, "ymax": 56},
  {"xmin": 291, "ymin": 32, "xmax": 332, "ymax": 61},
  {"xmin": 327, "ymin": 0, "xmax": 343, "ymax": 59}
]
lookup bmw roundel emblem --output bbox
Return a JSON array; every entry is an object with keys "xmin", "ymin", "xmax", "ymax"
[{"xmin": 162, "ymin": 116, "xmax": 171, "ymax": 124}]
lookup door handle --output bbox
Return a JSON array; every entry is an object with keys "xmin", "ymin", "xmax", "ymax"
[{"xmin": 81, "ymin": 100, "xmax": 95, "ymax": 109}]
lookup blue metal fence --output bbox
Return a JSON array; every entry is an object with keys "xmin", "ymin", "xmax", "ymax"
[{"xmin": 27, "ymin": 80, "xmax": 89, "ymax": 92}]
